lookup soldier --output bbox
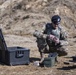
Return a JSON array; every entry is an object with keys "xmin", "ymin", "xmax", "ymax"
[{"xmin": 33, "ymin": 15, "xmax": 68, "ymax": 64}]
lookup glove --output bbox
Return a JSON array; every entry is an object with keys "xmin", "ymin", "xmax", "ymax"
[{"xmin": 48, "ymin": 34, "xmax": 59, "ymax": 44}]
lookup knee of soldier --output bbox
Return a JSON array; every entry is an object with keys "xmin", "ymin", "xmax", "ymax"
[
  {"xmin": 58, "ymin": 47, "xmax": 68, "ymax": 56},
  {"xmin": 62, "ymin": 49, "xmax": 68, "ymax": 56},
  {"xmin": 60, "ymin": 40, "xmax": 69, "ymax": 46}
]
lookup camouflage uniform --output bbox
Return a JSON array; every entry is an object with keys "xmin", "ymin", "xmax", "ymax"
[
  {"xmin": 33, "ymin": 23, "xmax": 68, "ymax": 56},
  {"xmin": 33, "ymin": 30, "xmax": 49, "ymax": 53},
  {"xmin": 43, "ymin": 23, "xmax": 68, "ymax": 56}
]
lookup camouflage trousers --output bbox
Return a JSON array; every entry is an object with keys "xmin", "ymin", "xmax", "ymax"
[
  {"xmin": 48, "ymin": 46, "xmax": 67, "ymax": 56},
  {"xmin": 37, "ymin": 39, "xmax": 68, "ymax": 56},
  {"xmin": 33, "ymin": 30, "xmax": 68, "ymax": 56}
]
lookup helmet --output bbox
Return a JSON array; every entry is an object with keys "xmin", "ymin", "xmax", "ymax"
[{"xmin": 51, "ymin": 15, "xmax": 61, "ymax": 25}]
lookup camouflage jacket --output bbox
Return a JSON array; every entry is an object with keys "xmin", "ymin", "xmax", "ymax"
[
  {"xmin": 43, "ymin": 23, "xmax": 68, "ymax": 40},
  {"xmin": 33, "ymin": 23, "xmax": 68, "ymax": 47}
]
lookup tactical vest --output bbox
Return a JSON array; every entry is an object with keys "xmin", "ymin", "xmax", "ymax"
[{"xmin": 44, "ymin": 23, "xmax": 61, "ymax": 39}]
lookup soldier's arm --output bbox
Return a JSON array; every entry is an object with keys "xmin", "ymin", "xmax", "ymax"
[
  {"xmin": 33, "ymin": 30, "xmax": 47, "ymax": 39},
  {"xmin": 59, "ymin": 26, "xmax": 68, "ymax": 40}
]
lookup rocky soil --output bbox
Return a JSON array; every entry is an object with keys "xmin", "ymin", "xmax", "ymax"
[{"xmin": 0, "ymin": 0, "xmax": 76, "ymax": 75}]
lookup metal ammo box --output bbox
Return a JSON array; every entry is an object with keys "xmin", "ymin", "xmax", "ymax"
[
  {"xmin": 43, "ymin": 52, "xmax": 58, "ymax": 67},
  {"xmin": 0, "ymin": 29, "xmax": 30, "ymax": 66}
]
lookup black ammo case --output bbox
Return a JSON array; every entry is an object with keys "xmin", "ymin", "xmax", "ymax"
[{"xmin": 0, "ymin": 29, "xmax": 30, "ymax": 65}]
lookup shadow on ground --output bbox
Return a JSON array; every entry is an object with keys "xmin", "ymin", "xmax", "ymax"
[{"xmin": 57, "ymin": 65, "xmax": 76, "ymax": 70}]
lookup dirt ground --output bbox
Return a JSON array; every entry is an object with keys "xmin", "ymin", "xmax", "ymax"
[
  {"xmin": 0, "ymin": 0, "xmax": 76, "ymax": 75},
  {"xmin": 0, "ymin": 34, "xmax": 76, "ymax": 75}
]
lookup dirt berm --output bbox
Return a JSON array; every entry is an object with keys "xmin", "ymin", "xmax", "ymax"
[{"xmin": 0, "ymin": 0, "xmax": 76, "ymax": 75}]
